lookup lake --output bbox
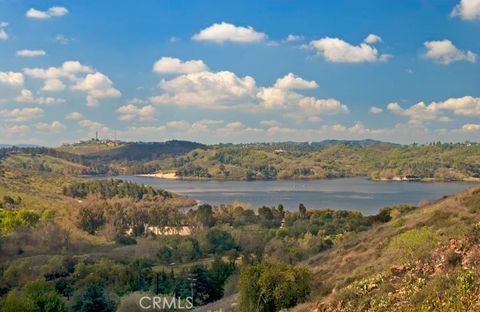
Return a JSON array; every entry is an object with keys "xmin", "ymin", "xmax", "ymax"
[{"xmin": 112, "ymin": 176, "xmax": 476, "ymax": 215}]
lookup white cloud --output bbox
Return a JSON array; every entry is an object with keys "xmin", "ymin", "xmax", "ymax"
[
  {"xmin": 273, "ymin": 73, "xmax": 318, "ymax": 90},
  {"xmin": 0, "ymin": 125, "xmax": 30, "ymax": 137},
  {"xmin": 451, "ymin": 0, "xmax": 480, "ymax": 20},
  {"xmin": 16, "ymin": 50, "xmax": 46, "ymax": 57},
  {"xmin": 387, "ymin": 96, "xmax": 480, "ymax": 124},
  {"xmin": 36, "ymin": 121, "xmax": 66, "ymax": 132},
  {"xmin": 24, "ymin": 61, "xmax": 93, "ymax": 81},
  {"xmin": 0, "ymin": 72, "xmax": 25, "ymax": 100},
  {"xmin": 26, "ymin": 7, "xmax": 69, "ymax": 19},
  {"xmin": 71, "ymin": 72, "xmax": 121, "ymax": 106},
  {"xmin": 66, "ymin": 112, "xmax": 83, "ymax": 120},
  {"xmin": 150, "ymin": 62, "xmax": 349, "ymax": 120},
  {"xmin": 461, "ymin": 124, "xmax": 480, "ymax": 132},
  {"xmin": 364, "ymin": 34, "xmax": 382, "ymax": 44},
  {"xmin": 370, "ymin": 106, "xmax": 383, "ymax": 114},
  {"xmin": 424, "ymin": 40, "xmax": 477, "ymax": 64},
  {"xmin": 0, "ymin": 22, "xmax": 8, "ymax": 40},
  {"xmin": 151, "ymin": 70, "xmax": 257, "ymax": 109},
  {"xmin": 309, "ymin": 35, "xmax": 391, "ymax": 63},
  {"xmin": 14, "ymin": 89, "xmax": 65, "ymax": 105},
  {"xmin": 153, "ymin": 57, "xmax": 208, "ymax": 74},
  {"xmin": 192, "ymin": 22, "xmax": 267, "ymax": 43},
  {"xmin": 284, "ymin": 34, "xmax": 304, "ymax": 42},
  {"xmin": 117, "ymin": 104, "xmax": 156, "ymax": 121},
  {"xmin": 0, "ymin": 71, "xmax": 24, "ymax": 87},
  {"xmin": 297, "ymin": 97, "xmax": 349, "ymax": 115},
  {"xmin": 42, "ymin": 79, "xmax": 65, "ymax": 92},
  {"xmin": 0, "ymin": 107, "xmax": 44, "ymax": 122}
]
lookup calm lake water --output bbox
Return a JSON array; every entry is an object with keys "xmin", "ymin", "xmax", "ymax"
[{"xmin": 114, "ymin": 176, "xmax": 475, "ymax": 215}]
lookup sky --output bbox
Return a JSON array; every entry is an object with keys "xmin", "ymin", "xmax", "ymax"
[{"xmin": 0, "ymin": 0, "xmax": 479, "ymax": 146}]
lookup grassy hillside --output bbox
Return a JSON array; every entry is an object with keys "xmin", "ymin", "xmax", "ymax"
[
  {"xmin": 131, "ymin": 142, "xmax": 480, "ymax": 182},
  {"xmin": 198, "ymin": 184, "xmax": 480, "ymax": 312}
]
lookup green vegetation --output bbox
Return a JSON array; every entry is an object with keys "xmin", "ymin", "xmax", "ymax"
[
  {"xmin": 1, "ymin": 141, "xmax": 480, "ymax": 311},
  {"xmin": 131, "ymin": 142, "xmax": 480, "ymax": 181},
  {"xmin": 239, "ymin": 262, "xmax": 312, "ymax": 312}
]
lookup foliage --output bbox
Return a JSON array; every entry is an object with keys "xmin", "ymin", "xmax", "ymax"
[
  {"xmin": 72, "ymin": 284, "xmax": 116, "ymax": 312},
  {"xmin": 63, "ymin": 179, "xmax": 171, "ymax": 200},
  {"xmin": 239, "ymin": 262, "xmax": 312, "ymax": 312}
]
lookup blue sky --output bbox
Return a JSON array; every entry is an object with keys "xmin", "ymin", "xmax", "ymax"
[{"xmin": 0, "ymin": 0, "xmax": 479, "ymax": 146}]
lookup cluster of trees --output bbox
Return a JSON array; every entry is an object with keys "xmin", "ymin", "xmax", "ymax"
[
  {"xmin": 0, "ymin": 255, "xmax": 235, "ymax": 311},
  {"xmin": 75, "ymin": 196, "xmax": 184, "ymax": 236},
  {"xmin": 63, "ymin": 179, "xmax": 172, "ymax": 200},
  {"xmin": 176, "ymin": 164, "xmax": 211, "ymax": 178}
]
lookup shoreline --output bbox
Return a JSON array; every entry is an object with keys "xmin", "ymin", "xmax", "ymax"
[{"xmin": 132, "ymin": 172, "xmax": 480, "ymax": 183}]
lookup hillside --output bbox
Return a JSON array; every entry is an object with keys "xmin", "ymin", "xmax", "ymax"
[
  {"xmin": 200, "ymin": 183, "xmax": 480, "ymax": 312},
  {"xmin": 58, "ymin": 140, "xmax": 206, "ymax": 161},
  {"xmin": 132, "ymin": 142, "xmax": 480, "ymax": 182}
]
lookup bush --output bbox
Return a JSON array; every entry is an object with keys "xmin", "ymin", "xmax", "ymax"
[{"xmin": 387, "ymin": 227, "xmax": 439, "ymax": 263}]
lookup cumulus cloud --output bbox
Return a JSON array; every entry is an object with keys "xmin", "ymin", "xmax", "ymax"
[
  {"xmin": 451, "ymin": 0, "xmax": 480, "ymax": 20},
  {"xmin": 66, "ymin": 112, "xmax": 83, "ymax": 120},
  {"xmin": 151, "ymin": 70, "xmax": 257, "ymax": 109},
  {"xmin": 42, "ymin": 79, "xmax": 65, "ymax": 92},
  {"xmin": 153, "ymin": 57, "xmax": 208, "ymax": 74},
  {"xmin": 0, "ymin": 22, "xmax": 8, "ymax": 40},
  {"xmin": 370, "ymin": 106, "xmax": 383, "ymax": 114},
  {"xmin": 16, "ymin": 50, "xmax": 46, "ymax": 57},
  {"xmin": 309, "ymin": 35, "xmax": 391, "ymax": 63},
  {"xmin": 24, "ymin": 61, "xmax": 93, "ymax": 81},
  {"xmin": 0, "ymin": 71, "xmax": 25, "ymax": 100},
  {"xmin": 36, "ymin": 121, "xmax": 66, "ymax": 132},
  {"xmin": 192, "ymin": 22, "xmax": 267, "ymax": 43},
  {"xmin": 26, "ymin": 7, "xmax": 68, "ymax": 19},
  {"xmin": 424, "ymin": 40, "xmax": 477, "ymax": 64},
  {"xmin": 461, "ymin": 123, "xmax": 480, "ymax": 132},
  {"xmin": 117, "ymin": 104, "xmax": 156, "ymax": 121},
  {"xmin": 0, "ymin": 71, "xmax": 24, "ymax": 87},
  {"xmin": 273, "ymin": 73, "xmax": 318, "ymax": 90},
  {"xmin": 364, "ymin": 34, "xmax": 382, "ymax": 44},
  {"xmin": 72, "ymin": 72, "xmax": 121, "ymax": 106},
  {"xmin": 387, "ymin": 96, "xmax": 480, "ymax": 124},
  {"xmin": 14, "ymin": 89, "xmax": 65, "ymax": 105},
  {"xmin": 25, "ymin": 61, "xmax": 120, "ymax": 105},
  {"xmin": 284, "ymin": 34, "xmax": 304, "ymax": 42},
  {"xmin": 0, "ymin": 107, "xmax": 44, "ymax": 122}
]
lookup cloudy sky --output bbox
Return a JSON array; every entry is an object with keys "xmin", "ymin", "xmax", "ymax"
[{"xmin": 0, "ymin": 0, "xmax": 479, "ymax": 146}]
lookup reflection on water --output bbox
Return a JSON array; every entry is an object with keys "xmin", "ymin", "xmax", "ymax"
[{"xmin": 113, "ymin": 176, "xmax": 474, "ymax": 215}]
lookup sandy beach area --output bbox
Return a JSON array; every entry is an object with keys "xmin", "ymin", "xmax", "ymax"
[{"xmin": 136, "ymin": 172, "xmax": 178, "ymax": 179}]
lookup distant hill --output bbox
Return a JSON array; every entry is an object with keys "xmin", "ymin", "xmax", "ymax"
[
  {"xmin": 310, "ymin": 139, "xmax": 400, "ymax": 148},
  {"xmin": 0, "ymin": 144, "xmax": 41, "ymax": 148},
  {"xmin": 58, "ymin": 140, "xmax": 206, "ymax": 162}
]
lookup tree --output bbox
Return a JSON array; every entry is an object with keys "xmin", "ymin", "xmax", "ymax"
[
  {"xmin": 205, "ymin": 228, "xmax": 237, "ymax": 255},
  {"xmin": 76, "ymin": 200, "xmax": 105, "ymax": 235},
  {"xmin": 73, "ymin": 284, "xmax": 115, "ymax": 312},
  {"xmin": 2, "ymin": 280, "xmax": 68, "ymax": 312},
  {"xmin": 298, "ymin": 203, "xmax": 307, "ymax": 219},
  {"xmin": 239, "ymin": 262, "xmax": 312, "ymax": 312},
  {"xmin": 195, "ymin": 204, "xmax": 216, "ymax": 228}
]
